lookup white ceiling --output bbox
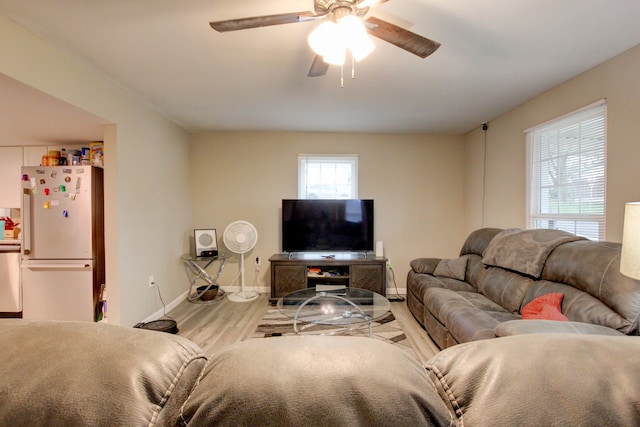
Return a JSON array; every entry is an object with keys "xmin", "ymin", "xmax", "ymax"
[
  {"xmin": 2, "ymin": 0, "xmax": 640, "ymax": 137},
  {"xmin": 0, "ymin": 74, "xmax": 108, "ymax": 145}
]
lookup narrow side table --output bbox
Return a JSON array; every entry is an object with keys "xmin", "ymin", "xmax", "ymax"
[{"xmin": 181, "ymin": 254, "xmax": 226, "ymax": 304}]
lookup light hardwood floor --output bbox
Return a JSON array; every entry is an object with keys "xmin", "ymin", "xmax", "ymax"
[{"xmin": 168, "ymin": 293, "xmax": 440, "ymax": 363}]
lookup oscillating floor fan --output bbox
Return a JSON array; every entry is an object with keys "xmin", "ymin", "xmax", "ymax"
[{"xmin": 223, "ymin": 220, "xmax": 259, "ymax": 302}]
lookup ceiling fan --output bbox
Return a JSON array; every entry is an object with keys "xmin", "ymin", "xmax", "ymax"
[{"xmin": 210, "ymin": 0, "xmax": 441, "ymax": 78}]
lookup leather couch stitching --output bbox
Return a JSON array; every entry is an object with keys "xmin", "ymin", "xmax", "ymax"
[
  {"xmin": 178, "ymin": 354, "xmax": 217, "ymax": 426},
  {"xmin": 149, "ymin": 352, "xmax": 207, "ymax": 426},
  {"xmin": 599, "ymin": 254, "xmax": 618, "ymax": 299},
  {"xmin": 429, "ymin": 364, "xmax": 463, "ymax": 426}
]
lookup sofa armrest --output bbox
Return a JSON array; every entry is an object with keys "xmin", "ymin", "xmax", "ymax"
[
  {"xmin": 0, "ymin": 319, "xmax": 207, "ymax": 427},
  {"xmin": 410, "ymin": 258, "xmax": 441, "ymax": 275},
  {"xmin": 494, "ymin": 319, "xmax": 626, "ymax": 337}
]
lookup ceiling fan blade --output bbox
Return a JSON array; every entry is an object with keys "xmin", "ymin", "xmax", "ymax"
[
  {"xmin": 365, "ymin": 16, "xmax": 440, "ymax": 58},
  {"xmin": 210, "ymin": 11, "xmax": 317, "ymax": 32},
  {"xmin": 358, "ymin": 0, "xmax": 391, "ymax": 8},
  {"xmin": 308, "ymin": 55, "xmax": 330, "ymax": 77}
]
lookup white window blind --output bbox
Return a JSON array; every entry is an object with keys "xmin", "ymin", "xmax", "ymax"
[
  {"xmin": 298, "ymin": 155, "xmax": 358, "ymax": 199},
  {"xmin": 525, "ymin": 100, "xmax": 607, "ymax": 241}
]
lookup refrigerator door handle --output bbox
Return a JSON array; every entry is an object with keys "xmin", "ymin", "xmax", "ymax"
[
  {"xmin": 23, "ymin": 263, "xmax": 91, "ymax": 269},
  {"xmin": 22, "ymin": 188, "xmax": 32, "ymax": 255}
]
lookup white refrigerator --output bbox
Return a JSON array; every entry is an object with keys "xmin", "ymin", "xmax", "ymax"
[{"xmin": 21, "ymin": 165, "xmax": 105, "ymax": 321}]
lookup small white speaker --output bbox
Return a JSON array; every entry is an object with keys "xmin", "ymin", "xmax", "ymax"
[
  {"xmin": 375, "ymin": 240, "xmax": 384, "ymax": 257},
  {"xmin": 194, "ymin": 229, "xmax": 218, "ymax": 257}
]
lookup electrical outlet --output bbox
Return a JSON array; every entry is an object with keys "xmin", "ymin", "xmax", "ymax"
[
  {"xmin": 148, "ymin": 275, "xmax": 155, "ymax": 288},
  {"xmin": 386, "ymin": 260, "xmax": 393, "ymax": 270}
]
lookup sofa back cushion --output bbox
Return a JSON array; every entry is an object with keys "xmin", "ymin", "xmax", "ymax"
[
  {"xmin": 0, "ymin": 319, "xmax": 207, "ymax": 426},
  {"xmin": 459, "ymin": 227, "xmax": 503, "ymax": 257},
  {"xmin": 409, "ymin": 257, "xmax": 440, "ymax": 275},
  {"xmin": 447, "ymin": 254, "xmax": 533, "ymax": 314},
  {"xmin": 433, "ymin": 257, "xmax": 467, "ymax": 280},
  {"xmin": 426, "ymin": 334, "xmax": 640, "ymax": 426},
  {"xmin": 481, "ymin": 228, "xmax": 585, "ymax": 278},
  {"xmin": 528, "ymin": 240, "xmax": 640, "ymax": 334},
  {"xmin": 181, "ymin": 336, "xmax": 452, "ymax": 426},
  {"xmin": 522, "ymin": 280, "xmax": 629, "ymax": 330},
  {"xmin": 477, "ymin": 266, "xmax": 535, "ymax": 313},
  {"xmin": 463, "ymin": 254, "xmax": 487, "ymax": 291}
]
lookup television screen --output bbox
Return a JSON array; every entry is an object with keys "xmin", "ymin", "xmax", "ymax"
[{"xmin": 282, "ymin": 199, "xmax": 374, "ymax": 252}]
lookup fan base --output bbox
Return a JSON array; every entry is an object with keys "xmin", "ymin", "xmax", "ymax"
[{"xmin": 228, "ymin": 291, "xmax": 259, "ymax": 302}]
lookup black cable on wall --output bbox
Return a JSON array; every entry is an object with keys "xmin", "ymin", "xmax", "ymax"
[{"xmin": 481, "ymin": 122, "xmax": 488, "ymax": 228}]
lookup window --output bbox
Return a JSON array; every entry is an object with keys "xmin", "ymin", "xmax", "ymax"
[
  {"xmin": 298, "ymin": 155, "xmax": 358, "ymax": 199},
  {"xmin": 526, "ymin": 100, "xmax": 607, "ymax": 241}
]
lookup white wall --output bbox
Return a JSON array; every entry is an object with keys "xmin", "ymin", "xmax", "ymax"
[
  {"xmin": 12, "ymin": 11, "xmax": 637, "ymax": 322},
  {"xmin": 191, "ymin": 132, "xmax": 466, "ymax": 293},
  {"xmin": 463, "ymin": 43, "xmax": 640, "ymax": 242},
  {"xmin": 0, "ymin": 15, "xmax": 192, "ymax": 326}
]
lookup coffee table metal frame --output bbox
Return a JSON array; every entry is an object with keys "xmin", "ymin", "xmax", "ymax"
[{"xmin": 277, "ymin": 287, "xmax": 391, "ymax": 337}]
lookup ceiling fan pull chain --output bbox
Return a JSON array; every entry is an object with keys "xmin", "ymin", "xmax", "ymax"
[
  {"xmin": 340, "ymin": 63, "xmax": 344, "ymax": 88},
  {"xmin": 352, "ymin": 55, "xmax": 356, "ymax": 79}
]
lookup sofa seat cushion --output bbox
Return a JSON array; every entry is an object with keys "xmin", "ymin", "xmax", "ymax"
[
  {"xmin": 423, "ymin": 307, "xmax": 460, "ymax": 350},
  {"xmin": 424, "ymin": 288, "xmax": 519, "ymax": 343},
  {"xmin": 495, "ymin": 319, "xmax": 627, "ymax": 337},
  {"xmin": 0, "ymin": 319, "xmax": 207, "ymax": 427},
  {"xmin": 426, "ymin": 334, "xmax": 640, "ymax": 426},
  {"xmin": 181, "ymin": 336, "xmax": 453, "ymax": 427}
]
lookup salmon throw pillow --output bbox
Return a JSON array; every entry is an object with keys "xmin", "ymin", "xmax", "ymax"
[{"xmin": 521, "ymin": 293, "xmax": 568, "ymax": 321}]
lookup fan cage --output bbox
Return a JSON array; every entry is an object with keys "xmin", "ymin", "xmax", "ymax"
[{"xmin": 223, "ymin": 221, "xmax": 258, "ymax": 254}]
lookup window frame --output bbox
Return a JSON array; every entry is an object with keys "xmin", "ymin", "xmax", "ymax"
[
  {"xmin": 298, "ymin": 154, "xmax": 358, "ymax": 199},
  {"xmin": 525, "ymin": 100, "xmax": 607, "ymax": 241}
]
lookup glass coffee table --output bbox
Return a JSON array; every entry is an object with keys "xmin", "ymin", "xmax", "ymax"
[{"xmin": 276, "ymin": 286, "xmax": 391, "ymax": 336}]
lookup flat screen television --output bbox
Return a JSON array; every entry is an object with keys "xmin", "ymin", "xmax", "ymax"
[{"xmin": 281, "ymin": 199, "xmax": 374, "ymax": 252}]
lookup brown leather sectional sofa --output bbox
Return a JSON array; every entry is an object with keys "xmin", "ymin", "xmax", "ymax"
[
  {"xmin": 2, "ymin": 318, "xmax": 640, "ymax": 426},
  {"xmin": 3, "ymin": 227, "xmax": 640, "ymax": 426},
  {"xmin": 407, "ymin": 227, "xmax": 640, "ymax": 349}
]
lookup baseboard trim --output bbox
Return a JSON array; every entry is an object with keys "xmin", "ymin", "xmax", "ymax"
[
  {"xmin": 142, "ymin": 289, "xmax": 188, "ymax": 323},
  {"xmin": 220, "ymin": 285, "xmax": 269, "ymax": 294},
  {"xmin": 141, "ymin": 286, "xmax": 403, "ymax": 324}
]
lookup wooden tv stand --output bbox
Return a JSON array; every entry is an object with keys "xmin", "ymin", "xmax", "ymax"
[{"xmin": 268, "ymin": 253, "xmax": 388, "ymax": 304}]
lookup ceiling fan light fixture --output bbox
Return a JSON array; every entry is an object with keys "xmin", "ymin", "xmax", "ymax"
[
  {"xmin": 337, "ymin": 15, "xmax": 363, "ymax": 33},
  {"xmin": 338, "ymin": 15, "xmax": 375, "ymax": 61},
  {"xmin": 349, "ymin": 31, "xmax": 375, "ymax": 61},
  {"xmin": 308, "ymin": 21, "xmax": 339, "ymax": 57},
  {"xmin": 323, "ymin": 45, "xmax": 346, "ymax": 65},
  {"xmin": 308, "ymin": 15, "xmax": 375, "ymax": 66}
]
